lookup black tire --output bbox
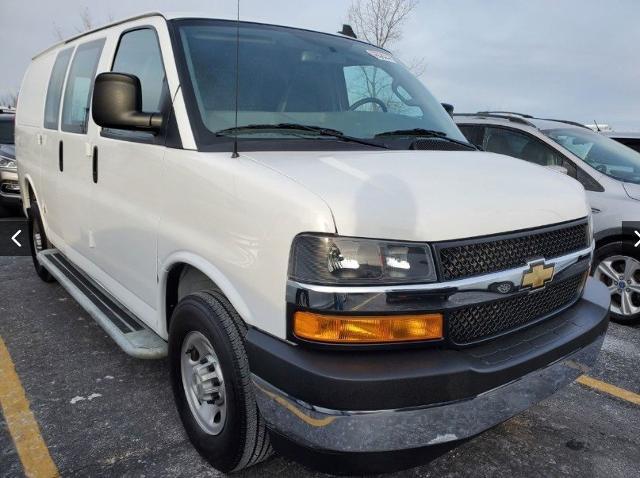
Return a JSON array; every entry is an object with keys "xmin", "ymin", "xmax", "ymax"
[
  {"xmin": 169, "ymin": 291, "xmax": 272, "ymax": 473},
  {"xmin": 592, "ymin": 241, "xmax": 640, "ymax": 325},
  {"xmin": 27, "ymin": 201, "xmax": 55, "ymax": 283}
]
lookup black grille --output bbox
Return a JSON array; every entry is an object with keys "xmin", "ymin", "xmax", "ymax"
[
  {"xmin": 448, "ymin": 273, "xmax": 585, "ymax": 345},
  {"xmin": 437, "ymin": 221, "xmax": 589, "ymax": 281}
]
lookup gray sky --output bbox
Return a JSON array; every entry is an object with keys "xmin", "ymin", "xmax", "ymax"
[{"xmin": 1, "ymin": 0, "xmax": 639, "ymax": 130}]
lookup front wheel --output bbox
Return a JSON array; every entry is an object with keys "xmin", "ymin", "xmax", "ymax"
[
  {"xmin": 592, "ymin": 241, "xmax": 640, "ymax": 324},
  {"xmin": 168, "ymin": 291, "xmax": 272, "ymax": 473}
]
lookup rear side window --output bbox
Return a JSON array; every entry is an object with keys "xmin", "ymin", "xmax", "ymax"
[
  {"xmin": 44, "ymin": 48, "xmax": 73, "ymax": 130},
  {"xmin": 105, "ymin": 28, "xmax": 168, "ymax": 142},
  {"xmin": 61, "ymin": 39, "xmax": 105, "ymax": 134}
]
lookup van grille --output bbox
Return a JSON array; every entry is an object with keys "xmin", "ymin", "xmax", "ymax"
[
  {"xmin": 436, "ymin": 221, "xmax": 589, "ymax": 281},
  {"xmin": 448, "ymin": 272, "xmax": 586, "ymax": 345}
]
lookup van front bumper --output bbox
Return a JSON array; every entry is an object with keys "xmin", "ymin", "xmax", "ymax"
[{"xmin": 246, "ymin": 278, "xmax": 609, "ymax": 456}]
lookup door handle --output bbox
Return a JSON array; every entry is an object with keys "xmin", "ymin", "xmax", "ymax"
[
  {"xmin": 58, "ymin": 140, "xmax": 63, "ymax": 172},
  {"xmin": 92, "ymin": 146, "xmax": 98, "ymax": 183}
]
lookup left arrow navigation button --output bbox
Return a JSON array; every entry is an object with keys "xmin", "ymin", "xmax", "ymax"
[
  {"xmin": 0, "ymin": 219, "xmax": 29, "ymax": 256},
  {"xmin": 11, "ymin": 230, "xmax": 22, "ymax": 247}
]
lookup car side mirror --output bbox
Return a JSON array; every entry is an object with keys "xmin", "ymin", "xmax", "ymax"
[
  {"xmin": 92, "ymin": 72, "xmax": 163, "ymax": 133},
  {"xmin": 546, "ymin": 164, "xmax": 568, "ymax": 175},
  {"xmin": 442, "ymin": 103, "xmax": 454, "ymax": 117}
]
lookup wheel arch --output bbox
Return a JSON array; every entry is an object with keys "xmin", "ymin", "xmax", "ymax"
[
  {"xmin": 595, "ymin": 232, "xmax": 636, "ymax": 250},
  {"xmin": 22, "ymin": 174, "xmax": 37, "ymax": 210},
  {"xmin": 159, "ymin": 252, "xmax": 253, "ymax": 339}
]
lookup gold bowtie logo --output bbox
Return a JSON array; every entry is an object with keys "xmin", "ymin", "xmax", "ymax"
[{"xmin": 522, "ymin": 262, "xmax": 555, "ymax": 290}]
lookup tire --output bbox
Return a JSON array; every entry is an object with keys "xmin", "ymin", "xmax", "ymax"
[
  {"xmin": 27, "ymin": 201, "xmax": 55, "ymax": 283},
  {"xmin": 168, "ymin": 291, "xmax": 272, "ymax": 473},
  {"xmin": 592, "ymin": 241, "xmax": 640, "ymax": 325}
]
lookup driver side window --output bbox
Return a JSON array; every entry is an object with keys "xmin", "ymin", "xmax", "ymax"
[
  {"xmin": 103, "ymin": 27, "xmax": 168, "ymax": 143},
  {"xmin": 343, "ymin": 65, "xmax": 422, "ymax": 117}
]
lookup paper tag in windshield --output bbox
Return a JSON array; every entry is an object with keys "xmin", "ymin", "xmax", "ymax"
[{"xmin": 366, "ymin": 49, "xmax": 396, "ymax": 63}]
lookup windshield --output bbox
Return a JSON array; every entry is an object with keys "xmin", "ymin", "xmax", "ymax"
[
  {"xmin": 173, "ymin": 19, "xmax": 466, "ymax": 150},
  {"xmin": 0, "ymin": 117, "xmax": 15, "ymax": 144},
  {"xmin": 545, "ymin": 127, "xmax": 640, "ymax": 185}
]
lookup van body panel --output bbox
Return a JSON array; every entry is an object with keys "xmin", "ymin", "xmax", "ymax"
[
  {"xmin": 156, "ymin": 149, "xmax": 336, "ymax": 339},
  {"xmin": 244, "ymin": 150, "xmax": 590, "ymax": 242}
]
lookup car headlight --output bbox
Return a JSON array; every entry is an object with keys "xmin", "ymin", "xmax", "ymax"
[
  {"xmin": 0, "ymin": 157, "xmax": 16, "ymax": 170},
  {"xmin": 289, "ymin": 234, "xmax": 438, "ymax": 285}
]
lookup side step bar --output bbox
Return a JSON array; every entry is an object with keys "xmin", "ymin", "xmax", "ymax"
[{"xmin": 38, "ymin": 249, "xmax": 167, "ymax": 359}]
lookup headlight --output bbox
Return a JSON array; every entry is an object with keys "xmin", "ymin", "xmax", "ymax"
[
  {"xmin": 289, "ymin": 234, "xmax": 438, "ymax": 285},
  {"xmin": 0, "ymin": 157, "xmax": 16, "ymax": 170}
]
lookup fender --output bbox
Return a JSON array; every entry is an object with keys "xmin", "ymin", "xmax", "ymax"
[
  {"xmin": 158, "ymin": 250, "xmax": 254, "ymax": 339},
  {"xmin": 21, "ymin": 173, "xmax": 36, "ymax": 214}
]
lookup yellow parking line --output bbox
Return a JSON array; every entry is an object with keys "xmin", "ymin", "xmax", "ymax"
[
  {"xmin": 0, "ymin": 336, "xmax": 59, "ymax": 478},
  {"xmin": 577, "ymin": 375, "xmax": 640, "ymax": 406}
]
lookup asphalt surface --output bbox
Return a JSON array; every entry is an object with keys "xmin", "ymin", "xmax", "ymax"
[{"xmin": 1, "ymin": 252, "xmax": 639, "ymax": 477}]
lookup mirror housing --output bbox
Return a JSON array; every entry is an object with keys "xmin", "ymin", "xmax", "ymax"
[
  {"xmin": 546, "ymin": 164, "xmax": 568, "ymax": 175},
  {"xmin": 442, "ymin": 103, "xmax": 454, "ymax": 117},
  {"xmin": 92, "ymin": 72, "xmax": 163, "ymax": 133}
]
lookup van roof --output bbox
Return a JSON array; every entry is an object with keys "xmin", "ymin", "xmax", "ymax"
[{"xmin": 33, "ymin": 11, "xmax": 382, "ymax": 60}]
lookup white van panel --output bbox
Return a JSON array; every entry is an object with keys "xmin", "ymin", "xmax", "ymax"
[{"xmin": 16, "ymin": 54, "xmax": 54, "ymax": 128}]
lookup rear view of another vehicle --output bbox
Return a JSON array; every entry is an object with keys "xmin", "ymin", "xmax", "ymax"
[{"xmin": 0, "ymin": 108, "xmax": 20, "ymax": 215}]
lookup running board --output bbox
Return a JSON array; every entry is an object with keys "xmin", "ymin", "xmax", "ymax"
[{"xmin": 38, "ymin": 249, "xmax": 167, "ymax": 359}]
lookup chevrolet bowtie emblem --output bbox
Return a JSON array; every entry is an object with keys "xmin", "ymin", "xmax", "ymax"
[{"xmin": 521, "ymin": 261, "xmax": 555, "ymax": 290}]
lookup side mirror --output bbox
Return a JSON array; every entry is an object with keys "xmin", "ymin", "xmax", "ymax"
[
  {"xmin": 92, "ymin": 72, "xmax": 163, "ymax": 133},
  {"xmin": 442, "ymin": 103, "xmax": 454, "ymax": 117},
  {"xmin": 546, "ymin": 164, "xmax": 568, "ymax": 175}
]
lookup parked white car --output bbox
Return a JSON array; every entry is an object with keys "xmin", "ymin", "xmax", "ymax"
[
  {"xmin": 16, "ymin": 13, "xmax": 609, "ymax": 475},
  {"xmin": 456, "ymin": 112, "xmax": 640, "ymax": 324}
]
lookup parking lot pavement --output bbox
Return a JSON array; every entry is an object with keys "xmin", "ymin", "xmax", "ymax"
[{"xmin": 1, "ymin": 255, "xmax": 639, "ymax": 478}]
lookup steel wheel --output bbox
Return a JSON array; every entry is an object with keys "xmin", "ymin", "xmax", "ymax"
[
  {"xmin": 594, "ymin": 255, "xmax": 640, "ymax": 317},
  {"xmin": 180, "ymin": 331, "xmax": 227, "ymax": 435}
]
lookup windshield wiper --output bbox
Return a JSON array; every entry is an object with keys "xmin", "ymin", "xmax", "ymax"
[
  {"xmin": 216, "ymin": 123, "xmax": 389, "ymax": 149},
  {"xmin": 374, "ymin": 128, "xmax": 477, "ymax": 150}
]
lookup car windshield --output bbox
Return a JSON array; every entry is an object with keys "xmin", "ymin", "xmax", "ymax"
[
  {"xmin": 544, "ymin": 127, "xmax": 640, "ymax": 185},
  {"xmin": 173, "ymin": 20, "xmax": 466, "ymax": 150},
  {"xmin": 0, "ymin": 117, "xmax": 15, "ymax": 144}
]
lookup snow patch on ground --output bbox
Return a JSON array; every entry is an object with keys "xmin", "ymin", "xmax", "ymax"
[{"xmin": 70, "ymin": 393, "xmax": 102, "ymax": 404}]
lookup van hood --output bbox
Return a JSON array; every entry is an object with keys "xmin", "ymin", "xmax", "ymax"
[{"xmin": 243, "ymin": 150, "xmax": 589, "ymax": 242}]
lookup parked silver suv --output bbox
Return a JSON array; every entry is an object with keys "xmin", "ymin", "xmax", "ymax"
[{"xmin": 455, "ymin": 112, "xmax": 640, "ymax": 324}]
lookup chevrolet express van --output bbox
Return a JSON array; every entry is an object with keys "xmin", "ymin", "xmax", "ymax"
[{"xmin": 16, "ymin": 13, "xmax": 609, "ymax": 474}]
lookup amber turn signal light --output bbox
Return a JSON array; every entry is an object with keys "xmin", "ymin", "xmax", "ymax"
[{"xmin": 293, "ymin": 311, "xmax": 443, "ymax": 344}]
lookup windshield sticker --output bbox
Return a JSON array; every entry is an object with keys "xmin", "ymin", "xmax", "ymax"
[{"xmin": 366, "ymin": 49, "xmax": 396, "ymax": 63}]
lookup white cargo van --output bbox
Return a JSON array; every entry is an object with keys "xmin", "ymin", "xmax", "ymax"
[{"xmin": 16, "ymin": 12, "xmax": 609, "ymax": 475}]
